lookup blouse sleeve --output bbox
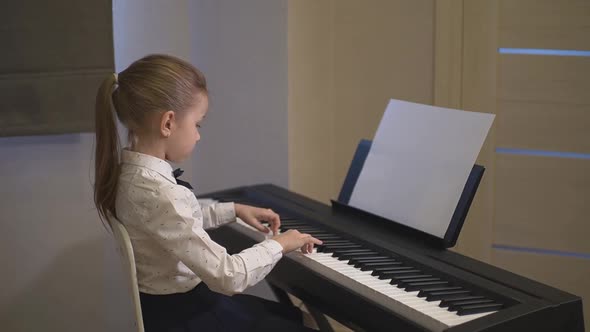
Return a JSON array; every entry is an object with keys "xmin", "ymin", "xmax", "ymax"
[
  {"xmin": 200, "ymin": 201, "xmax": 236, "ymax": 229},
  {"xmin": 139, "ymin": 185, "xmax": 283, "ymax": 295}
]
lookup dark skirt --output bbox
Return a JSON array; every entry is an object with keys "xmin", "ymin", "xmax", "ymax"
[{"xmin": 139, "ymin": 282, "xmax": 316, "ymax": 332}]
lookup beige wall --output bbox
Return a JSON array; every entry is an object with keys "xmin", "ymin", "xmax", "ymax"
[{"xmin": 288, "ymin": 0, "xmax": 434, "ymax": 202}]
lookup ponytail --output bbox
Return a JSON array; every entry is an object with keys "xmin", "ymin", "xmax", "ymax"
[
  {"xmin": 94, "ymin": 74, "xmax": 120, "ymax": 227},
  {"xmin": 93, "ymin": 54, "xmax": 209, "ymax": 228}
]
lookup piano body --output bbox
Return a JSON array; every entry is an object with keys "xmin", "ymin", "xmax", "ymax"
[{"xmin": 203, "ymin": 141, "xmax": 584, "ymax": 332}]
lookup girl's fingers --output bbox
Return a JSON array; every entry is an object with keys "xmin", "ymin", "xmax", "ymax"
[
  {"xmin": 249, "ymin": 218, "xmax": 268, "ymax": 233},
  {"xmin": 303, "ymin": 234, "xmax": 323, "ymax": 245},
  {"xmin": 301, "ymin": 243, "xmax": 311, "ymax": 254},
  {"xmin": 261, "ymin": 209, "xmax": 281, "ymax": 234},
  {"xmin": 298, "ymin": 234, "xmax": 321, "ymax": 254}
]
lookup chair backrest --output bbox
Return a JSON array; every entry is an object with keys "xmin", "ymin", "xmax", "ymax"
[{"xmin": 109, "ymin": 218, "xmax": 145, "ymax": 332}]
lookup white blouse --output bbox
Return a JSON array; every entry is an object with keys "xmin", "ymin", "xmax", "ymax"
[{"xmin": 115, "ymin": 149, "xmax": 283, "ymax": 295}]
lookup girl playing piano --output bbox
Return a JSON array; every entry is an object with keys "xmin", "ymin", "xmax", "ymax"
[{"xmin": 93, "ymin": 54, "xmax": 321, "ymax": 331}]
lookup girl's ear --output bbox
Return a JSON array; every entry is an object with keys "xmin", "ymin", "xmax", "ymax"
[{"xmin": 160, "ymin": 110, "xmax": 175, "ymax": 137}]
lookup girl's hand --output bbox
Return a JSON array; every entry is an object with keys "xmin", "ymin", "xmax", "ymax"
[
  {"xmin": 235, "ymin": 203, "xmax": 280, "ymax": 235},
  {"xmin": 272, "ymin": 229, "xmax": 323, "ymax": 254}
]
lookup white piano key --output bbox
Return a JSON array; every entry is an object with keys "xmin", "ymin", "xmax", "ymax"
[
  {"xmin": 308, "ymin": 249, "xmax": 469, "ymax": 324},
  {"xmin": 310, "ymin": 244, "xmax": 499, "ymax": 328}
]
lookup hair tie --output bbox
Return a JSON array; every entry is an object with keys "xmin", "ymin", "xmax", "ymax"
[{"xmin": 112, "ymin": 73, "xmax": 119, "ymax": 94}]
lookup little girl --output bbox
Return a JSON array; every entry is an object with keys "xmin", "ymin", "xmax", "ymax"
[{"xmin": 93, "ymin": 54, "xmax": 322, "ymax": 332}]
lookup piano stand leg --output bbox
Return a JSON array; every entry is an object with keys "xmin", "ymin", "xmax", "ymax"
[
  {"xmin": 304, "ymin": 303, "xmax": 336, "ymax": 332},
  {"xmin": 268, "ymin": 284, "xmax": 335, "ymax": 332},
  {"xmin": 269, "ymin": 283, "xmax": 295, "ymax": 306}
]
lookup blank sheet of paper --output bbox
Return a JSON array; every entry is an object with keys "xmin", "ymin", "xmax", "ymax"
[{"xmin": 349, "ymin": 99, "xmax": 494, "ymax": 238}]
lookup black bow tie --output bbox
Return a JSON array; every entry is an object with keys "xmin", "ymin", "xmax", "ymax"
[{"xmin": 173, "ymin": 168, "xmax": 194, "ymax": 190}]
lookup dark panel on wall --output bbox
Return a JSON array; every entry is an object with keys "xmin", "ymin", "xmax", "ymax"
[{"xmin": 0, "ymin": 0, "xmax": 114, "ymax": 136}]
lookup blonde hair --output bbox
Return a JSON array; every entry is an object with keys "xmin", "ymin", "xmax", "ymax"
[{"xmin": 94, "ymin": 54, "xmax": 207, "ymax": 225}]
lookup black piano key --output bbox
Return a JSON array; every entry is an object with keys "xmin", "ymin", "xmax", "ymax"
[
  {"xmin": 457, "ymin": 303, "xmax": 503, "ymax": 316},
  {"xmin": 332, "ymin": 248, "xmax": 377, "ymax": 260},
  {"xmin": 349, "ymin": 256, "xmax": 393, "ymax": 264},
  {"xmin": 331, "ymin": 250, "xmax": 372, "ymax": 257},
  {"xmin": 315, "ymin": 242, "xmax": 352, "ymax": 248},
  {"xmin": 291, "ymin": 226, "xmax": 321, "ymax": 230},
  {"xmin": 310, "ymin": 233, "xmax": 341, "ymax": 239},
  {"xmin": 315, "ymin": 245, "xmax": 326, "ymax": 252},
  {"xmin": 439, "ymin": 296, "xmax": 486, "ymax": 307},
  {"xmin": 332, "ymin": 249, "xmax": 374, "ymax": 257},
  {"xmin": 280, "ymin": 221, "xmax": 307, "ymax": 226},
  {"xmin": 275, "ymin": 215, "xmax": 299, "ymax": 220},
  {"xmin": 388, "ymin": 273, "xmax": 431, "ymax": 279},
  {"xmin": 293, "ymin": 226, "xmax": 324, "ymax": 230},
  {"xmin": 448, "ymin": 299, "xmax": 495, "ymax": 312},
  {"xmin": 359, "ymin": 262, "xmax": 404, "ymax": 271},
  {"xmin": 396, "ymin": 278, "xmax": 442, "ymax": 288},
  {"xmin": 328, "ymin": 248, "xmax": 368, "ymax": 254},
  {"xmin": 280, "ymin": 220, "xmax": 304, "ymax": 225},
  {"xmin": 372, "ymin": 261, "xmax": 424, "ymax": 276},
  {"xmin": 372, "ymin": 265, "xmax": 422, "ymax": 277},
  {"xmin": 315, "ymin": 243, "xmax": 352, "ymax": 252},
  {"xmin": 371, "ymin": 266, "xmax": 415, "ymax": 274},
  {"xmin": 426, "ymin": 290, "xmax": 471, "ymax": 301},
  {"xmin": 281, "ymin": 228, "xmax": 334, "ymax": 237},
  {"xmin": 379, "ymin": 266, "xmax": 422, "ymax": 285},
  {"xmin": 397, "ymin": 276, "xmax": 440, "ymax": 284},
  {"xmin": 325, "ymin": 243, "xmax": 363, "ymax": 248},
  {"xmin": 294, "ymin": 228, "xmax": 327, "ymax": 234},
  {"xmin": 366, "ymin": 263, "xmax": 411, "ymax": 270},
  {"xmin": 280, "ymin": 225, "xmax": 309, "ymax": 230},
  {"xmin": 296, "ymin": 231, "xmax": 331, "ymax": 237},
  {"xmin": 283, "ymin": 225, "xmax": 316, "ymax": 230},
  {"xmin": 301, "ymin": 232, "xmax": 334, "ymax": 237},
  {"xmin": 278, "ymin": 218, "xmax": 305, "ymax": 223},
  {"xmin": 313, "ymin": 235, "xmax": 344, "ymax": 241},
  {"xmin": 331, "ymin": 246, "xmax": 369, "ymax": 252},
  {"xmin": 359, "ymin": 260, "xmax": 403, "ymax": 267},
  {"xmin": 319, "ymin": 240, "xmax": 354, "ymax": 245},
  {"xmin": 388, "ymin": 274, "xmax": 433, "ymax": 282},
  {"xmin": 417, "ymin": 286, "xmax": 463, "ymax": 298},
  {"xmin": 357, "ymin": 259, "xmax": 401, "ymax": 267},
  {"xmin": 338, "ymin": 252, "xmax": 380, "ymax": 261},
  {"xmin": 319, "ymin": 245, "xmax": 362, "ymax": 253},
  {"xmin": 350, "ymin": 258, "xmax": 392, "ymax": 266},
  {"xmin": 321, "ymin": 245, "xmax": 363, "ymax": 253},
  {"xmin": 404, "ymin": 281, "xmax": 450, "ymax": 292},
  {"xmin": 281, "ymin": 218, "xmax": 309, "ymax": 225},
  {"xmin": 304, "ymin": 229, "xmax": 331, "ymax": 234},
  {"xmin": 375, "ymin": 268, "xmax": 421, "ymax": 278}
]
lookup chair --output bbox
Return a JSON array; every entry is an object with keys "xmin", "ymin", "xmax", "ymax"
[{"xmin": 109, "ymin": 218, "xmax": 145, "ymax": 332}]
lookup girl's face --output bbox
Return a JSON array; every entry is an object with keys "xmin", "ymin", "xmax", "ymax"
[{"xmin": 165, "ymin": 93, "xmax": 208, "ymax": 162}]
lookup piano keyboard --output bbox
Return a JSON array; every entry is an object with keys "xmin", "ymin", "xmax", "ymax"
[{"xmin": 202, "ymin": 199, "xmax": 503, "ymax": 332}]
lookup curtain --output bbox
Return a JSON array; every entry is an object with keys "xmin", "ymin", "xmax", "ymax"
[{"xmin": 0, "ymin": 0, "xmax": 114, "ymax": 136}]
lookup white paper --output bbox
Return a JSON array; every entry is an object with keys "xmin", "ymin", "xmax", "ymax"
[{"xmin": 349, "ymin": 99, "xmax": 494, "ymax": 238}]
